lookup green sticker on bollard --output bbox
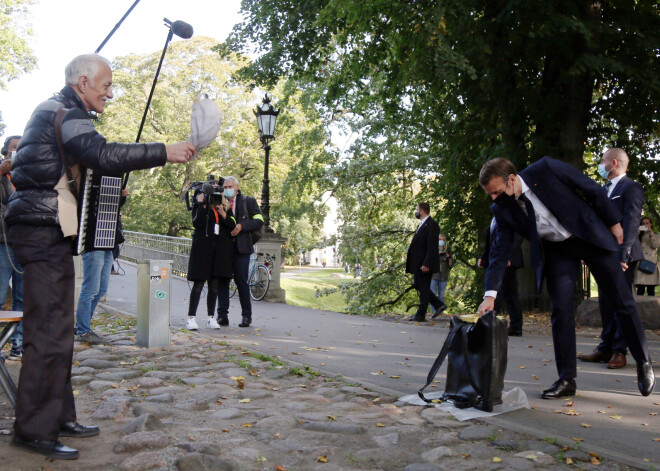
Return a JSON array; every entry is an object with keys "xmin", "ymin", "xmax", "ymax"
[{"xmin": 155, "ymin": 290, "xmax": 167, "ymax": 300}]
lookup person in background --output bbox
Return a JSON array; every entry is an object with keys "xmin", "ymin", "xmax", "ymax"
[
  {"xmin": 186, "ymin": 188, "xmax": 235, "ymax": 330},
  {"xmin": 216, "ymin": 176, "xmax": 263, "ymax": 328},
  {"xmin": 430, "ymin": 234, "xmax": 452, "ymax": 318},
  {"xmin": 634, "ymin": 217, "xmax": 660, "ymax": 296},
  {"xmin": 0, "ymin": 135, "xmax": 23, "ymax": 360}
]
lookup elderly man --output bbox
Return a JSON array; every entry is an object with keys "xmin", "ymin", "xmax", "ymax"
[
  {"xmin": 579, "ymin": 148, "xmax": 644, "ymax": 369},
  {"xmin": 477, "ymin": 157, "xmax": 654, "ymax": 400},
  {"xmin": 5, "ymin": 54, "xmax": 194, "ymax": 460},
  {"xmin": 216, "ymin": 176, "xmax": 263, "ymax": 327}
]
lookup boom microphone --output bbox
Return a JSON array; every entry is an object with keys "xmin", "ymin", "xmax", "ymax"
[
  {"xmin": 164, "ymin": 18, "xmax": 193, "ymax": 39},
  {"xmin": 202, "ymin": 183, "xmax": 215, "ymax": 197}
]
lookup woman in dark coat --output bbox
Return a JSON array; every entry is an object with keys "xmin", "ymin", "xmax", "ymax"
[{"xmin": 186, "ymin": 193, "xmax": 236, "ymax": 330}]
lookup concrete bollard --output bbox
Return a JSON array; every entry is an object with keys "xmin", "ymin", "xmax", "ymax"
[{"xmin": 136, "ymin": 259, "xmax": 172, "ymax": 348}]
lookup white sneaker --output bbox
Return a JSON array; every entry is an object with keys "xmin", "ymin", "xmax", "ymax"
[
  {"xmin": 186, "ymin": 317, "xmax": 199, "ymax": 330},
  {"xmin": 207, "ymin": 317, "xmax": 221, "ymax": 329}
]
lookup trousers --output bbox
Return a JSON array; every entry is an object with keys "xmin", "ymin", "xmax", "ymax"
[
  {"xmin": 9, "ymin": 225, "xmax": 76, "ymax": 440},
  {"xmin": 75, "ymin": 249, "xmax": 113, "ymax": 335}
]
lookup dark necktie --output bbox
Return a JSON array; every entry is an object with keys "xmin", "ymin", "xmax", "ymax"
[
  {"xmin": 519, "ymin": 193, "xmax": 542, "ymax": 290},
  {"xmin": 604, "ymin": 181, "xmax": 612, "ymax": 194}
]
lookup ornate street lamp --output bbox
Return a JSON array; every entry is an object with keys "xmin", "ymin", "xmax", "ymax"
[{"xmin": 254, "ymin": 94, "xmax": 280, "ymax": 232}]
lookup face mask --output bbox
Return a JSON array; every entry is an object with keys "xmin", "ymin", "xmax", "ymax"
[
  {"xmin": 224, "ymin": 188, "xmax": 235, "ymax": 198},
  {"xmin": 493, "ymin": 176, "xmax": 516, "ymax": 206},
  {"xmin": 438, "ymin": 240, "xmax": 446, "ymax": 247},
  {"xmin": 597, "ymin": 161, "xmax": 611, "ymax": 179},
  {"xmin": 414, "ymin": 211, "xmax": 421, "ymax": 219}
]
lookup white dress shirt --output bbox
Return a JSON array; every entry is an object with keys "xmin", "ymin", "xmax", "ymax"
[{"xmin": 606, "ymin": 173, "xmax": 626, "ymax": 197}]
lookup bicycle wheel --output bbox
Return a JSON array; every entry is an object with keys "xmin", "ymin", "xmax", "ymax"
[
  {"xmin": 249, "ymin": 265, "xmax": 270, "ymax": 301},
  {"xmin": 229, "ymin": 279, "xmax": 237, "ymax": 298}
]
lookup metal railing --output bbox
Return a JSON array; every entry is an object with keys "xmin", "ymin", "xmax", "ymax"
[{"xmin": 121, "ymin": 231, "xmax": 192, "ymax": 277}]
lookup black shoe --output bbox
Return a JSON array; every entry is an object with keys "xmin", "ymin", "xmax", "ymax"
[
  {"xmin": 508, "ymin": 329, "xmax": 522, "ymax": 337},
  {"xmin": 637, "ymin": 361, "xmax": 655, "ymax": 397},
  {"xmin": 408, "ymin": 315, "xmax": 426, "ymax": 322},
  {"xmin": 238, "ymin": 317, "xmax": 251, "ymax": 327},
  {"xmin": 541, "ymin": 379, "xmax": 576, "ymax": 399},
  {"xmin": 59, "ymin": 421, "xmax": 100, "ymax": 438},
  {"xmin": 431, "ymin": 304, "xmax": 447, "ymax": 319},
  {"xmin": 218, "ymin": 317, "xmax": 229, "ymax": 327},
  {"xmin": 11, "ymin": 434, "xmax": 79, "ymax": 460}
]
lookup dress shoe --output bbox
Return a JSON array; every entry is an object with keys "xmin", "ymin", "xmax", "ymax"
[
  {"xmin": 637, "ymin": 361, "xmax": 655, "ymax": 397},
  {"xmin": 541, "ymin": 379, "xmax": 576, "ymax": 399},
  {"xmin": 577, "ymin": 349, "xmax": 611, "ymax": 363},
  {"xmin": 408, "ymin": 315, "xmax": 426, "ymax": 322},
  {"xmin": 218, "ymin": 316, "xmax": 229, "ymax": 327},
  {"xmin": 607, "ymin": 352, "xmax": 627, "ymax": 369},
  {"xmin": 238, "ymin": 317, "xmax": 252, "ymax": 328},
  {"xmin": 431, "ymin": 303, "xmax": 447, "ymax": 319},
  {"xmin": 59, "ymin": 421, "xmax": 100, "ymax": 438},
  {"xmin": 11, "ymin": 434, "xmax": 79, "ymax": 460},
  {"xmin": 508, "ymin": 329, "xmax": 522, "ymax": 337}
]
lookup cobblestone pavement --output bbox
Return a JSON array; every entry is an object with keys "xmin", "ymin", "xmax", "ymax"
[{"xmin": 0, "ymin": 311, "xmax": 648, "ymax": 470}]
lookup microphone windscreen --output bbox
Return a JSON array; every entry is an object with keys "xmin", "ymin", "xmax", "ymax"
[
  {"xmin": 172, "ymin": 20, "xmax": 193, "ymax": 39},
  {"xmin": 202, "ymin": 183, "xmax": 214, "ymax": 196}
]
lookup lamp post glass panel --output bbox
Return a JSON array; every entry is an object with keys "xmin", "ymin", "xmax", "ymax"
[{"xmin": 254, "ymin": 94, "xmax": 279, "ymax": 232}]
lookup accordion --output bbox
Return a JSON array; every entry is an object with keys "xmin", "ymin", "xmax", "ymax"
[{"xmin": 74, "ymin": 169, "xmax": 122, "ymax": 256}]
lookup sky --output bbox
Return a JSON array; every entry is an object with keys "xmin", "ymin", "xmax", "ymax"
[{"xmin": 1, "ymin": 0, "xmax": 243, "ymax": 137}]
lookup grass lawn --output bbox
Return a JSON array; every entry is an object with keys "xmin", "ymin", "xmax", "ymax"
[{"xmin": 281, "ymin": 268, "xmax": 353, "ymax": 312}]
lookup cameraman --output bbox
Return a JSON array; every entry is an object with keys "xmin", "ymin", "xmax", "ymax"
[
  {"xmin": 217, "ymin": 176, "xmax": 263, "ymax": 327},
  {"xmin": 186, "ymin": 182, "xmax": 236, "ymax": 330}
]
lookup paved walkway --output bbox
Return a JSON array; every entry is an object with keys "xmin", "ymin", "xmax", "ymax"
[{"xmin": 100, "ymin": 261, "xmax": 660, "ymax": 469}]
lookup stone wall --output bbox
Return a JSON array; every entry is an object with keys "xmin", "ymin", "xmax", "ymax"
[{"xmin": 576, "ymin": 296, "xmax": 660, "ymax": 329}]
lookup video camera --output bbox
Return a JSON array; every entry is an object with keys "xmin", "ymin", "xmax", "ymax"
[{"xmin": 185, "ymin": 174, "xmax": 225, "ymax": 210}]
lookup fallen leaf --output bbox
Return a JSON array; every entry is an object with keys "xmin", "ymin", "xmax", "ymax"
[
  {"xmin": 565, "ymin": 410, "xmax": 581, "ymax": 416},
  {"xmin": 372, "ymin": 398, "xmax": 381, "ymax": 403},
  {"xmin": 565, "ymin": 401, "xmax": 574, "ymax": 406},
  {"xmin": 188, "ymin": 436, "xmax": 195, "ymax": 441},
  {"xmin": 73, "ymin": 390, "xmax": 79, "ymax": 396},
  {"xmin": 238, "ymin": 398, "xmax": 251, "ymax": 403},
  {"xmin": 597, "ymin": 410, "xmax": 606, "ymax": 414},
  {"xmin": 492, "ymin": 457, "xmax": 502, "ymax": 463},
  {"xmin": 275, "ymin": 466, "xmax": 287, "ymax": 471},
  {"xmin": 461, "ymin": 454, "xmax": 470, "ymax": 459},
  {"xmin": 525, "ymin": 454, "xmax": 537, "ymax": 460},
  {"xmin": 581, "ymin": 423, "xmax": 592, "ymax": 428},
  {"xmin": 326, "ymin": 416, "xmax": 336, "ymax": 421},
  {"xmin": 571, "ymin": 438, "xmax": 584, "ymax": 442},
  {"xmin": 653, "ymin": 438, "xmax": 660, "ymax": 442},
  {"xmin": 389, "ymin": 375, "xmax": 401, "ymax": 379},
  {"xmin": 610, "ymin": 414, "xmax": 622, "ymax": 420},
  {"xmin": 532, "ymin": 375, "xmax": 539, "ymax": 380},
  {"xmin": 316, "ymin": 456, "xmax": 328, "ymax": 463},
  {"xmin": 588, "ymin": 452, "xmax": 600, "ymax": 458},
  {"xmin": 642, "ymin": 423, "xmax": 648, "ymax": 426},
  {"xmin": 566, "ymin": 457, "xmax": 574, "ymax": 465},
  {"xmin": 370, "ymin": 371, "xmax": 385, "ymax": 375},
  {"xmin": 431, "ymin": 399, "xmax": 442, "ymax": 404},
  {"xmin": 241, "ymin": 423, "xmax": 252, "ymax": 428},
  {"xmin": 650, "ymin": 413, "xmax": 658, "ymax": 416},
  {"xmin": 221, "ymin": 429, "xmax": 229, "ymax": 433},
  {"xmin": 542, "ymin": 359, "xmax": 551, "ymax": 362},
  {"xmin": 591, "ymin": 457, "xmax": 601, "ymax": 465},
  {"xmin": 519, "ymin": 366, "xmax": 526, "ymax": 369}
]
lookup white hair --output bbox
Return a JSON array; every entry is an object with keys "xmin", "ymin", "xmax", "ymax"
[
  {"xmin": 65, "ymin": 54, "xmax": 111, "ymax": 87},
  {"xmin": 224, "ymin": 176, "xmax": 239, "ymax": 187}
]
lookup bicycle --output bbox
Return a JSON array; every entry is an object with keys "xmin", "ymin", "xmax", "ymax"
[{"xmin": 229, "ymin": 252, "xmax": 271, "ymax": 301}]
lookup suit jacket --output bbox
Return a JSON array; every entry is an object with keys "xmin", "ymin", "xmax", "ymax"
[
  {"xmin": 481, "ymin": 218, "xmax": 523, "ymax": 269},
  {"xmin": 406, "ymin": 216, "xmax": 441, "ymax": 274},
  {"xmin": 608, "ymin": 175, "xmax": 644, "ymax": 263},
  {"xmin": 485, "ymin": 156, "xmax": 621, "ymax": 292}
]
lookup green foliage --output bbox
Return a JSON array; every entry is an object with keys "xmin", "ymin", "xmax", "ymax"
[
  {"xmin": 221, "ymin": 0, "xmax": 660, "ymax": 314},
  {"xmin": 0, "ymin": 0, "xmax": 36, "ymax": 130}
]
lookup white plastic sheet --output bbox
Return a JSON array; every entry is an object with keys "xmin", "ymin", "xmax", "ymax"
[
  {"xmin": 399, "ymin": 387, "xmax": 529, "ymax": 421},
  {"xmin": 188, "ymin": 93, "xmax": 221, "ymax": 159}
]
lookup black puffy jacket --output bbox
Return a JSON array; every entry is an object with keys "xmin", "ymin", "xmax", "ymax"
[{"xmin": 6, "ymin": 86, "xmax": 167, "ymax": 227}]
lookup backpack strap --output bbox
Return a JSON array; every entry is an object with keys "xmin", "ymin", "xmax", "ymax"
[{"xmin": 54, "ymin": 108, "xmax": 79, "ymax": 199}]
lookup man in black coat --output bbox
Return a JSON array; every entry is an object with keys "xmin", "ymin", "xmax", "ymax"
[
  {"xmin": 217, "ymin": 176, "xmax": 264, "ymax": 327},
  {"xmin": 579, "ymin": 148, "xmax": 645, "ymax": 369},
  {"xmin": 477, "ymin": 157, "xmax": 654, "ymax": 399},
  {"xmin": 5, "ymin": 54, "xmax": 194, "ymax": 460},
  {"xmin": 406, "ymin": 202, "xmax": 446, "ymax": 322},
  {"xmin": 478, "ymin": 218, "xmax": 524, "ymax": 336}
]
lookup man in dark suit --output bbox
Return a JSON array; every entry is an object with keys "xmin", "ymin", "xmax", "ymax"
[
  {"xmin": 406, "ymin": 202, "xmax": 446, "ymax": 322},
  {"xmin": 477, "ymin": 157, "xmax": 654, "ymax": 399},
  {"xmin": 478, "ymin": 218, "xmax": 524, "ymax": 336},
  {"xmin": 579, "ymin": 148, "xmax": 644, "ymax": 369}
]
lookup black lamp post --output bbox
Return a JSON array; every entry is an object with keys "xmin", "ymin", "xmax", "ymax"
[{"xmin": 254, "ymin": 94, "xmax": 280, "ymax": 233}]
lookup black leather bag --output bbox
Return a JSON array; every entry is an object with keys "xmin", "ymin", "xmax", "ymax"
[
  {"xmin": 638, "ymin": 259, "xmax": 657, "ymax": 275},
  {"xmin": 418, "ymin": 311, "xmax": 508, "ymax": 412}
]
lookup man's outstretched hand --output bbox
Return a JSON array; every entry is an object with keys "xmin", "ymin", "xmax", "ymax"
[
  {"xmin": 166, "ymin": 142, "xmax": 196, "ymax": 163},
  {"xmin": 478, "ymin": 296, "xmax": 495, "ymax": 315}
]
